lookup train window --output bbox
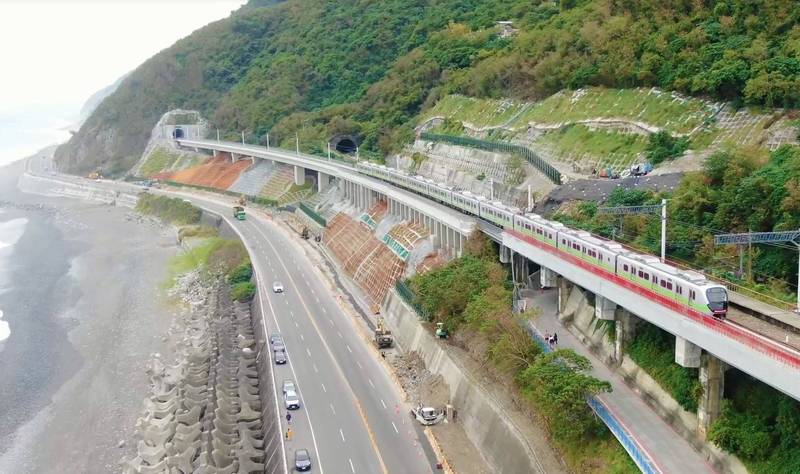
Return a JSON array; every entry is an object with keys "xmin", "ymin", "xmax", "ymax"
[
  {"xmin": 623, "ymin": 264, "xmax": 629, "ymax": 271},
  {"xmin": 644, "ymin": 273, "xmax": 649, "ymax": 281},
  {"xmin": 677, "ymin": 286, "xmax": 682, "ymax": 295},
  {"xmin": 562, "ymin": 239, "xmax": 566, "ymax": 245},
  {"xmin": 667, "ymin": 282, "xmax": 673, "ymax": 290},
  {"xmin": 638, "ymin": 270, "xmax": 643, "ymax": 278},
  {"xmin": 660, "ymin": 280, "xmax": 666, "ymax": 288}
]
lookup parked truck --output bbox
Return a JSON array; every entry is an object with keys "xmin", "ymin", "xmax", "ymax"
[
  {"xmin": 374, "ymin": 317, "xmax": 393, "ymax": 348},
  {"xmin": 233, "ymin": 205, "xmax": 246, "ymax": 220}
]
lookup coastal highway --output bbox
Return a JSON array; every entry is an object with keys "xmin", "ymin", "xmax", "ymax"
[{"xmin": 23, "ymin": 157, "xmax": 436, "ymax": 473}]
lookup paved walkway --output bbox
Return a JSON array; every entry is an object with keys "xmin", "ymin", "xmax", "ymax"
[{"xmin": 529, "ymin": 288, "xmax": 716, "ymax": 474}]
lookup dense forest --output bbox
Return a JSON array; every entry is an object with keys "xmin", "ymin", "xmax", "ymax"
[{"xmin": 58, "ymin": 0, "xmax": 800, "ymax": 174}]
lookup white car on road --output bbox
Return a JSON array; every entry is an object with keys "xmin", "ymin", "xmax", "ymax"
[
  {"xmin": 273, "ymin": 281, "xmax": 284, "ymax": 293},
  {"xmin": 282, "ymin": 380, "xmax": 296, "ymax": 395},
  {"xmin": 284, "ymin": 390, "xmax": 301, "ymax": 410}
]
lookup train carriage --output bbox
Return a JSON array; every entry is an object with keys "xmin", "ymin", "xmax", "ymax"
[
  {"xmin": 479, "ymin": 200, "xmax": 516, "ymax": 228},
  {"xmin": 513, "ymin": 214, "xmax": 562, "ymax": 248},
  {"xmin": 452, "ymin": 191, "xmax": 480, "ymax": 214}
]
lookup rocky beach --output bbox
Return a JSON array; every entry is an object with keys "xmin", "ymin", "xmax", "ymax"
[{"xmin": 0, "ymin": 153, "xmax": 180, "ymax": 473}]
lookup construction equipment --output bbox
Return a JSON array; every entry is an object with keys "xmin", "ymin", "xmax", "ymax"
[
  {"xmin": 238, "ymin": 194, "xmax": 247, "ymax": 206},
  {"xmin": 435, "ymin": 322, "xmax": 449, "ymax": 339},
  {"xmin": 374, "ymin": 317, "xmax": 393, "ymax": 348},
  {"xmin": 300, "ymin": 226, "xmax": 309, "ymax": 239},
  {"xmin": 233, "ymin": 206, "xmax": 246, "ymax": 220},
  {"xmin": 410, "ymin": 405, "xmax": 444, "ymax": 426},
  {"xmin": 87, "ymin": 169, "xmax": 102, "ymax": 180}
]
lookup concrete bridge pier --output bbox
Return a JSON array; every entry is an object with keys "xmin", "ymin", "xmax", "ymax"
[
  {"xmin": 698, "ymin": 353, "xmax": 727, "ymax": 440},
  {"xmin": 540, "ymin": 267, "xmax": 558, "ymax": 288},
  {"xmin": 294, "ymin": 165, "xmax": 305, "ymax": 186},
  {"xmin": 557, "ymin": 276, "xmax": 573, "ymax": 314},
  {"xmin": 511, "ymin": 252, "xmax": 528, "ymax": 285},
  {"xmin": 595, "ymin": 295, "xmax": 617, "ymax": 320},
  {"xmin": 317, "ymin": 172, "xmax": 330, "ymax": 192},
  {"xmin": 614, "ymin": 309, "xmax": 640, "ymax": 364},
  {"xmin": 675, "ymin": 336, "xmax": 702, "ymax": 368},
  {"xmin": 499, "ymin": 245, "xmax": 511, "ymax": 264}
]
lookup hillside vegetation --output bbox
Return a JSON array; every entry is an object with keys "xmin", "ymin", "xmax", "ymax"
[{"xmin": 58, "ymin": 0, "xmax": 800, "ymax": 175}]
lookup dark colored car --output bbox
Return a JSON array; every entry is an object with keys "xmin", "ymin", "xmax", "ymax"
[
  {"xmin": 274, "ymin": 350, "xmax": 287, "ymax": 365},
  {"xmin": 294, "ymin": 449, "xmax": 312, "ymax": 471}
]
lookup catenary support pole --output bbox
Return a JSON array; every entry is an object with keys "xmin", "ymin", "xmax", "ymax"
[{"xmin": 661, "ymin": 199, "xmax": 667, "ymax": 263}]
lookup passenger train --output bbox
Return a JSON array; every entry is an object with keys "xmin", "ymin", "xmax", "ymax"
[{"xmin": 357, "ymin": 162, "xmax": 729, "ymax": 318}]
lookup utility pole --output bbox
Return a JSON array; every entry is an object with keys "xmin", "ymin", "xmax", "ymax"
[
  {"xmin": 661, "ymin": 199, "xmax": 667, "ymax": 263},
  {"xmin": 266, "ymin": 133, "xmax": 270, "ymax": 149},
  {"xmin": 714, "ymin": 230, "xmax": 800, "ymax": 312},
  {"xmin": 527, "ymin": 184, "xmax": 532, "ymax": 212},
  {"xmin": 295, "ymin": 132, "xmax": 299, "ymax": 155},
  {"xmin": 327, "ymin": 142, "xmax": 331, "ymax": 161},
  {"xmin": 241, "ymin": 131, "xmax": 245, "ymax": 145},
  {"xmin": 598, "ymin": 202, "xmax": 667, "ymax": 261},
  {"xmin": 356, "ymin": 146, "xmax": 359, "ymax": 162},
  {"xmin": 489, "ymin": 178, "xmax": 494, "ymax": 201},
  {"xmin": 216, "ymin": 129, "xmax": 220, "ymax": 142}
]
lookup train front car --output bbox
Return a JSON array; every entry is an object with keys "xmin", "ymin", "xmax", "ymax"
[{"xmin": 703, "ymin": 284, "xmax": 729, "ymax": 318}]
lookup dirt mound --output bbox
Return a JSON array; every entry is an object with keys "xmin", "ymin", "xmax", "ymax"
[
  {"xmin": 390, "ymin": 352, "xmax": 450, "ymax": 407},
  {"xmin": 161, "ymin": 155, "xmax": 251, "ymax": 190}
]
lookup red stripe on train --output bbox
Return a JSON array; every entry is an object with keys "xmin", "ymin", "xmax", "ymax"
[{"xmin": 507, "ymin": 229, "xmax": 800, "ymax": 369}]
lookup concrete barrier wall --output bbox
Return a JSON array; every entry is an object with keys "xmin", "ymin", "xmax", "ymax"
[
  {"xmin": 18, "ymin": 173, "xmax": 139, "ymax": 207},
  {"xmin": 382, "ymin": 290, "xmax": 547, "ymax": 474}
]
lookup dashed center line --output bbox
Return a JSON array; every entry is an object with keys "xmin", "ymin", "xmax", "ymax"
[
  {"xmin": 321, "ymin": 383, "xmax": 327, "ymax": 393},
  {"xmin": 346, "ymin": 344, "xmax": 352, "ymax": 353},
  {"xmin": 349, "ymin": 458, "xmax": 355, "ymax": 473},
  {"xmin": 380, "ymin": 399, "xmax": 387, "ymax": 409},
  {"xmin": 294, "ymin": 321, "xmax": 299, "ymax": 328},
  {"xmin": 299, "ymin": 334, "xmax": 305, "ymax": 341},
  {"xmin": 368, "ymin": 378, "xmax": 375, "ymax": 389},
  {"xmin": 313, "ymin": 364, "xmax": 319, "ymax": 373},
  {"xmin": 356, "ymin": 361, "xmax": 362, "ymax": 369},
  {"xmin": 339, "ymin": 428, "xmax": 346, "ymax": 443},
  {"xmin": 330, "ymin": 403, "xmax": 336, "ymax": 415},
  {"xmin": 391, "ymin": 422, "xmax": 399, "ymax": 434},
  {"xmin": 337, "ymin": 331, "xmax": 343, "ymax": 339},
  {"xmin": 306, "ymin": 348, "xmax": 312, "ymax": 357}
]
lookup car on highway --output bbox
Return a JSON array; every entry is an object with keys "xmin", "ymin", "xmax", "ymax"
[
  {"xmin": 270, "ymin": 333, "xmax": 283, "ymax": 344},
  {"xmin": 282, "ymin": 379, "xmax": 296, "ymax": 395},
  {"xmin": 274, "ymin": 349, "xmax": 287, "ymax": 365},
  {"xmin": 284, "ymin": 390, "xmax": 301, "ymax": 410},
  {"xmin": 294, "ymin": 449, "xmax": 312, "ymax": 471},
  {"xmin": 273, "ymin": 281, "xmax": 284, "ymax": 293}
]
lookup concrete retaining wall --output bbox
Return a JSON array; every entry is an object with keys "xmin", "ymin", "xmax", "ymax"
[{"xmin": 382, "ymin": 290, "xmax": 550, "ymax": 474}]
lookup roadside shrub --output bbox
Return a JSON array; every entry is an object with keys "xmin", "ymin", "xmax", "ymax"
[
  {"xmin": 228, "ymin": 262, "xmax": 253, "ymax": 284},
  {"xmin": 136, "ymin": 194, "xmax": 201, "ymax": 225},
  {"xmin": 646, "ymin": 131, "xmax": 689, "ymax": 165},
  {"xmin": 231, "ymin": 282, "xmax": 256, "ymax": 302}
]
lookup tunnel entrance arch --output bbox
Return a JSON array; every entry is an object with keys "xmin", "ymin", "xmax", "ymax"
[
  {"xmin": 173, "ymin": 127, "xmax": 185, "ymax": 139},
  {"xmin": 330, "ymin": 134, "xmax": 361, "ymax": 154}
]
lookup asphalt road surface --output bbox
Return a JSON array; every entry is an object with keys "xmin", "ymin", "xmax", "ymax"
[{"xmin": 24, "ymin": 157, "xmax": 436, "ymax": 474}]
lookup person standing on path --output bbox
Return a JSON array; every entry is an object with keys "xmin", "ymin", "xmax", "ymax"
[
  {"xmin": 553, "ymin": 332, "xmax": 558, "ymax": 346},
  {"xmin": 286, "ymin": 412, "xmax": 292, "ymax": 424}
]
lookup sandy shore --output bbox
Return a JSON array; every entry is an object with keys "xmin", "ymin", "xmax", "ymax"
[{"xmin": 0, "ymin": 156, "xmax": 179, "ymax": 473}]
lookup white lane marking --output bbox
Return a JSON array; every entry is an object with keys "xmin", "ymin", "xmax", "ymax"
[
  {"xmin": 306, "ymin": 348, "xmax": 312, "ymax": 357},
  {"xmin": 313, "ymin": 364, "xmax": 319, "ymax": 373},
  {"xmin": 330, "ymin": 404, "xmax": 336, "ymax": 415},
  {"xmin": 339, "ymin": 428, "xmax": 346, "ymax": 443},
  {"xmin": 337, "ymin": 331, "xmax": 343, "ymax": 339},
  {"xmin": 349, "ymin": 458, "xmax": 355, "ymax": 473},
  {"xmin": 380, "ymin": 399, "xmax": 387, "ymax": 409},
  {"xmin": 328, "ymin": 318, "xmax": 334, "ymax": 326},
  {"xmin": 356, "ymin": 361, "xmax": 362, "ymax": 369},
  {"xmin": 299, "ymin": 333, "xmax": 305, "ymax": 341},
  {"xmin": 346, "ymin": 344, "xmax": 352, "ymax": 353},
  {"xmin": 391, "ymin": 422, "xmax": 399, "ymax": 434},
  {"xmin": 294, "ymin": 321, "xmax": 299, "ymax": 328},
  {"xmin": 290, "ymin": 310, "xmax": 295, "ymax": 318},
  {"xmin": 322, "ymin": 307, "xmax": 327, "ymax": 314},
  {"xmin": 368, "ymin": 379, "xmax": 375, "ymax": 389},
  {"xmin": 321, "ymin": 383, "xmax": 327, "ymax": 393}
]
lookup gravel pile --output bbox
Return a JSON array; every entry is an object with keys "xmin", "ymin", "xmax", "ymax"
[
  {"xmin": 389, "ymin": 352, "xmax": 449, "ymax": 408},
  {"xmin": 121, "ymin": 273, "xmax": 265, "ymax": 473}
]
